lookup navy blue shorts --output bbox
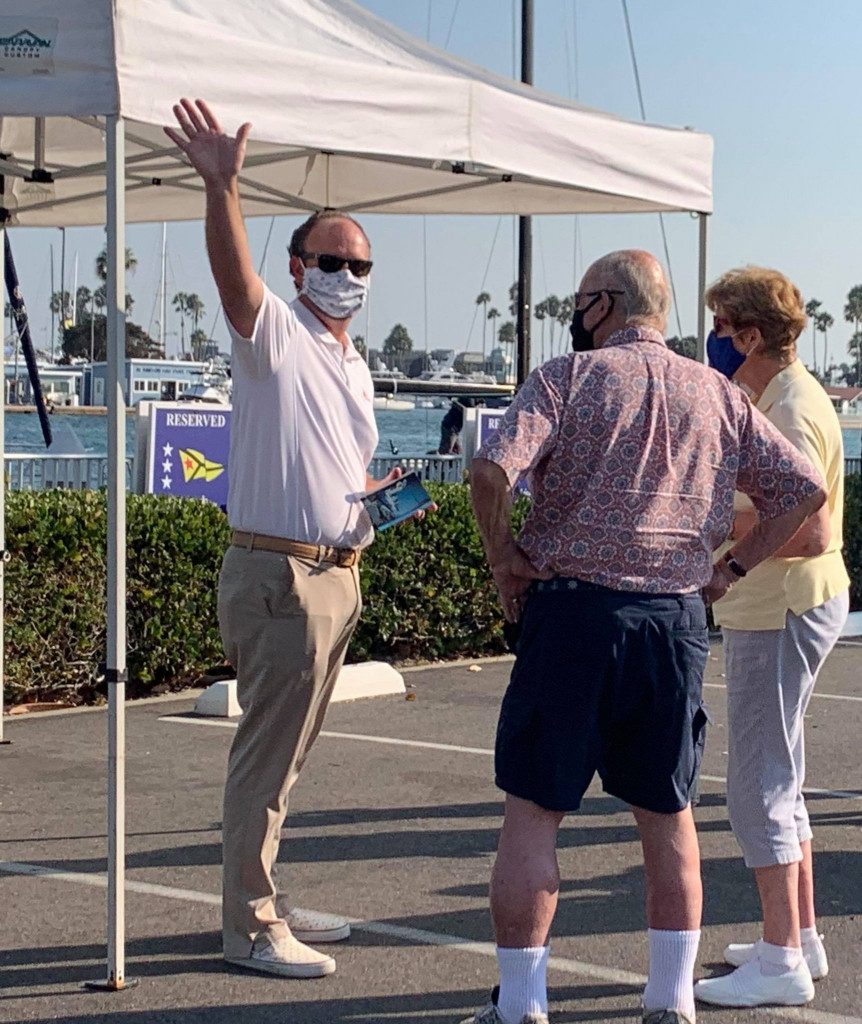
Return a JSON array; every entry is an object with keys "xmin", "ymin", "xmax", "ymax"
[{"xmin": 495, "ymin": 578, "xmax": 711, "ymax": 815}]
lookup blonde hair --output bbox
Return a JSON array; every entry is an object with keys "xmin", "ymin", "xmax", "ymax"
[{"xmin": 705, "ymin": 266, "xmax": 806, "ymax": 357}]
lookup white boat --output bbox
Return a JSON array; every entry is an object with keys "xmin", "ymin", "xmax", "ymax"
[
  {"xmin": 418, "ymin": 369, "xmax": 469, "ymax": 383},
  {"xmin": 373, "ymin": 395, "xmax": 414, "ymax": 411},
  {"xmin": 177, "ymin": 359, "xmax": 231, "ymax": 405}
]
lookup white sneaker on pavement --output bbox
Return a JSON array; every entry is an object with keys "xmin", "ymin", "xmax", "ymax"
[
  {"xmin": 694, "ymin": 955, "xmax": 814, "ymax": 1008},
  {"xmin": 458, "ymin": 987, "xmax": 548, "ymax": 1023},
  {"xmin": 273, "ymin": 898, "xmax": 351, "ymax": 943},
  {"xmin": 724, "ymin": 936, "xmax": 829, "ymax": 980},
  {"xmin": 225, "ymin": 933, "xmax": 336, "ymax": 979}
]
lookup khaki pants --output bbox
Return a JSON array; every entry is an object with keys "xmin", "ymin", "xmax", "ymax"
[{"xmin": 217, "ymin": 544, "xmax": 361, "ymax": 958}]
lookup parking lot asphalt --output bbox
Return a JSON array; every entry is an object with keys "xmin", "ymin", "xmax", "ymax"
[{"xmin": 0, "ymin": 640, "xmax": 859, "ymax": 1024}]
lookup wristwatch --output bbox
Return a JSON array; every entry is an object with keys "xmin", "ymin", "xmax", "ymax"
[{"xmin": 721, "ymin": 551, "xmax": 748, "ymax": 579}]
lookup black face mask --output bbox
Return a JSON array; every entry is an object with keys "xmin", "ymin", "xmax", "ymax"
[{"xmin": 570, "ymin": 292, "xmax": 616, "ymax": 352}]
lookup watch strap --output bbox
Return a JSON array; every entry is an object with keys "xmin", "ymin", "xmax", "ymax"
[{"xmin": 722, "ymin": 551, "xmax": 748, "ymax": 579}]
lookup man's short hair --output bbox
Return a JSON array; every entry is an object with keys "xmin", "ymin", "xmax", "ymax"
[
  {"xmin": 705, "ymin": 266, "xmax": 806, "ymax": 356},
  {"xmin": 288, "ymin": 210, "xmax": 370, "ymax": 258},
  {"xmin": 589, "ymin": 250, "xmax": 671, "ymax": 327}
]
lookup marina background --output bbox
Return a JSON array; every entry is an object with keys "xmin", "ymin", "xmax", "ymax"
[{"xmin": 5, "ymin": 406, "xmax": 861, "ymax": 462}]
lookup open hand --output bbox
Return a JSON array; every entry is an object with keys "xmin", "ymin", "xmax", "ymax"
[{"xmin": 164, "ymin": 98, "xmax": 251, "ymax": 189}]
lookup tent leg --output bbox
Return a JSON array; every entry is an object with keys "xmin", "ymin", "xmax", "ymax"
[
  {"xmin": 0, "ymin": 218, "xmax": 8, "ymax": 746},
  {"xmin": 696, "ymin": 212, "xmax": 709, "ymax": 363},
  {"xmin": 84, "ymin": 113, "xmax": 137, "ymax": 993}
]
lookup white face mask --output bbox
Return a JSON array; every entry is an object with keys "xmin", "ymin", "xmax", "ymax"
[{"xmin": 300, "ymin": 266, "xmax": 369, "ymax": 320}]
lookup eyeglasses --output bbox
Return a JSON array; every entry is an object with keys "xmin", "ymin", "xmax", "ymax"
[
  {"xmin": 300, "ymin": 251, "xmax": 373, "ymax": 278},
  {"xmin": 573, "ymin": 289, "xmax": 624, "ymax": 305}
]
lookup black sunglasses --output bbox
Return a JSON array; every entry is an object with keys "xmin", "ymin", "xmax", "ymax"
[{"xmin": 300, "ymin": 251, "xmax": 373, "ymax": 278}]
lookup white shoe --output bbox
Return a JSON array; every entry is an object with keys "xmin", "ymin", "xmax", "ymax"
[
  {"xmin": 695, "ymin": 956, "xmax": 814, "ymax": 1008},
  {"xmin": 274, "ymin": 899, "xmax": 351, "ymax": 943},
  {"xmin": 724, "ymin": 936, "xmax": 829, "ymax": 980},
  {"xmin": 225, "ymin": 933, "xmax": 336, "ymax": 979}
]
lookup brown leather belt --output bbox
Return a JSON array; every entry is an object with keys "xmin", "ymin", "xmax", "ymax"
[{"xmin": 231, "ymin": 530, "xmax": 360, "ymax": 568}]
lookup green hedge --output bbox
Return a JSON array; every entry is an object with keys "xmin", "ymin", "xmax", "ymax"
[{"xmin": 3, "ymin": 479, "xmax": 860, "ymax": 707}]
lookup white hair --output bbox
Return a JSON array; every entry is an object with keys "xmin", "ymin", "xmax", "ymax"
[{"xmin": 588, "ymin": 250, "xmax": 670, "ymax": 328}]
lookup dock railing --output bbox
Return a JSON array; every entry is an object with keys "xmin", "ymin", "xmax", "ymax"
[
  {"xmin": 3, "ymin": 452, "xmax": 858, "ymax": 494},
  {"xmin": 5, "ymin": 453, "xmax": 135, "ymax": 492}
]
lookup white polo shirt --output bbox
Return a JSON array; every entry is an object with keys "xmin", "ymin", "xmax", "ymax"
[{"xmin": 226, "ymin": 286, "xmax": 378, "ymax": 548}]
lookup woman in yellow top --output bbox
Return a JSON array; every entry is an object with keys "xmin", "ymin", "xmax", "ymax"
[{"xmin": 694, "ymin": 267, "xmax": 850, "ymax": 1009}]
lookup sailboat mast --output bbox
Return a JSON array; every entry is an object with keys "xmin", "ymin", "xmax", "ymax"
[{"xmin": 159, "ymin": 222, "xmax": 167, "ymax": 356}]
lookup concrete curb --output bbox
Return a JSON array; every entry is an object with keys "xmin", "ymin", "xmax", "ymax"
[{"xmin": 193, "ymin": 661, "xmax": 407, "ymax": 717}]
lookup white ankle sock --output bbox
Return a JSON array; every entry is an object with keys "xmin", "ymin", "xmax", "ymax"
[
  {"xmin": 642, "ymin": 928, "xmax": 700, "ymax": 1017},
  {"xmin": 758, "ymin": 940, "xmax": 804, "ymax": 976},
  {"xmin": 496, "ymin": 945, "xmax": 549, "ymax": 1023},
  {"xmin": 800, "ymin": 926, "xmax": 821, "ymax": 947}
]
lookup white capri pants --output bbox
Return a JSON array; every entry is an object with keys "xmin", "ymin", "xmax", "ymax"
[{"xmin": 723, "ymin": 590, "xmax": 849, "ymax": 869}]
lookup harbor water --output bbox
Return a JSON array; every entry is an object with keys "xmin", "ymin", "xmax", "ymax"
[{"xmin": 4, "ymin": 406, "xmax": 862, "ymax": 461}]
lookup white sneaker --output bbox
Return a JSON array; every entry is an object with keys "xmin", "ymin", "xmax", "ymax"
[
  {"xmin": 724, "ymin": 936, "xmax": 829, "ymax": 980},
  {"xmin": 273, "ymin": 899, "xmax": 351, "ymax": 943},
  {"xmin": 225, "ymin": 933, "xmax": 336, "ymax": 979},
  {"xmin": 694, "ymin": 956, "xmax": 814, "ymax": 1008}
]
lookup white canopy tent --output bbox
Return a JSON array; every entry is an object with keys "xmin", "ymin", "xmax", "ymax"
[{"xmin": 0, "ymin": 0, "xmax": 713, "ymax": 989}]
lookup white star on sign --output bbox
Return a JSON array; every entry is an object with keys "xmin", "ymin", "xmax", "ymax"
[
  {"xmin": 162, "ymin": 442, "xmax": 173, "ymax": 457},
  {"xmin": 162, "ymin": 459, "xmax": 172, "ymax": 473},
  {"xmin": 161, "ymin": 475, "xmax": 172, "ymax": 489}
]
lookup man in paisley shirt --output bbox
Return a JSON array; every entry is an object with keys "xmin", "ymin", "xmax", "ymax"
[{"xmin": 462, "ymin": 250, "xmax": 826, "ymax": 1024}]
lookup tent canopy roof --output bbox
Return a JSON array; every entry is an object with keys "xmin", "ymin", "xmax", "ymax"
[{"xmin": 0, "ymin": 0, "xmax": 713, "ymax": 226}]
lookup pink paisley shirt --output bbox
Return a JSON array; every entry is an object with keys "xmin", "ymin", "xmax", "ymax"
[{"xmin": 477, "ymin": 327, "xmax": 822, "ymax": 593}]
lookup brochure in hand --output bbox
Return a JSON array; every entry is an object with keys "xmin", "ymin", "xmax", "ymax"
[{"xmin": 361, "ymin": 471, "xmax": 434, "ymax": 531}]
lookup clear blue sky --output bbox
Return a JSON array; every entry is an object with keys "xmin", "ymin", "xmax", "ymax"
[{"xmin": 7, "ymin": 0, "xmax": 862, "ymax": 371}]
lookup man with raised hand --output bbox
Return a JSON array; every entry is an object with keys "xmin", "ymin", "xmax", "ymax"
[
  {"xmin": 165, "ymin": 98, "xmax": 395, "ymax": 978},
  {"xmin": 464, "ymin": 249, "xmax": 827, "ymax": 1024}
]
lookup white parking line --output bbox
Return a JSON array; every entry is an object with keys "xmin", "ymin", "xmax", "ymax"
[
  {"xmin": 1, "ymin": 860, "xmax": 858, "ymax": 1024},
  {"xmin": 159, "ymin": 717, "xmax": 862, "ymax": 801},
  {"xmin": 703, "ymin": 682, "xmax": 862, "ymax": 704}
]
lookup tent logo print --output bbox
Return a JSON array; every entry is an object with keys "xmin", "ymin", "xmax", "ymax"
[
  {"xmin": 1, "ymin": 29, "xmax": 52, "ymax": 57},
  {"xmin": 179, "ymin": 448, "xmax": 224, "ymax": 484}
]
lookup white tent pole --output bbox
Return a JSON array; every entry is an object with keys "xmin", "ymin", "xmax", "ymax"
[
  {"xmin": 0, "ymin": 217, "xmax": 7, "ymax": 746},
  {"xmin": 86, "ymin": 113, "xmax": 133, "ymax": 991},
  {"xmin": 696, "ymin": 212, "xmax": 709, "ymax": 363},
  {"xmin": 159, "ymin": 222, "xmax": 167, "ymax": 356}
]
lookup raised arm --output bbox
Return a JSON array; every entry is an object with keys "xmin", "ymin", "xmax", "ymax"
[{"xmin": 164, "ymin": 98, "xmax": 263, "ymax": 338}]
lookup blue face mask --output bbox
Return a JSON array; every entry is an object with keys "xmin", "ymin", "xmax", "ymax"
[{"xmin": 706, "ymin": 329, "xmax": 746, "ymax": 379}]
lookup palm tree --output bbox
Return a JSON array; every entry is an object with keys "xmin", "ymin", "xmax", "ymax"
[
  {"xmin": 95, "ymin": 246, "xmax": 138, "ymax": 282},
  {"xmin": 49, "ymin": 290, "xmax": 71, "ymax": 320},
  {"xmin": 844, "ymin": 285, "xmax": 862, "ymax": 385},
  {"xmin": 498, "ymin": 320, "xmax": 516, "ymax": 383},
  {"xmin": 75, "ymin": 285, "xmax": 92, "ymax": 324},
  {"xmin": 486, "ymin": 307, "xmax": 500, "ymax": 365},
  {"xmin": 508, "ymin": 282, "xmax": 519, "ymax": 317},
  {"xmin": 815, "ymin": 311, "xmax": 834, "ymax": 376},
  {"xmin": 186, "ymin": 293, "xmax": 205, "ymax": 331},
  {"xmin": 534, "ymin": 299, "xmax": 548, "ymax": 361},
  {"xmin": 556, "ymin": 295, "xmax": 574, "ymax": 357},
  {"xmin": 544, "ymin": 295, "xmax": 561, "ymax": 357},
  {"xmin": 172, "ymin": 291, "xmax": 189, "ymax": 357},
  {"xmin": 184, "ymin": 294, "xmax": 206, "ymax": 358},
  {"xmin": 849, "ymin": 332, "xmax": 862, "ymax": 387},
  {"xmin": 190, "ymin": 328, "xmax": 209, "ymax": 361},
  {"xmin": 475, "ymin": 291, "xmax": 491, "ymax": 357},
  {"xmin": 804, "ymin": 298, "xmax": 821, "ymax": 373}
]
